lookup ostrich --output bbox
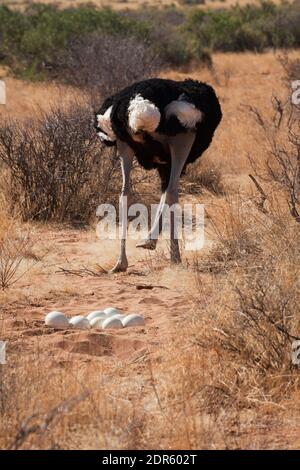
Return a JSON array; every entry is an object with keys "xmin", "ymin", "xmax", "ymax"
[{"xmin": 95, "ymin": 78, "xmax": 222, "ymax": 272}]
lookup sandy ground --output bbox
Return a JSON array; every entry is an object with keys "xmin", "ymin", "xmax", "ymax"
[{"xmin": 2, "ymin": 226, "xmax": 195, "ymax": 364}]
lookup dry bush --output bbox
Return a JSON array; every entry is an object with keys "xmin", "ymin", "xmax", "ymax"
[
  {"xmin": 57, "ymin": 34, "xmax": 161, "ymax": 99},
  {"xmin": 280, "ymin": 54, "xmax": 300, "ymax": 86},
  {"xmin": 0, "ymin": 223, "xmax": 37, "ymax": 290},
  {"xmin": 0, "ymin": 102, "xmax": 121, "ymax": 223},
  {"xmin": 193, "ymin": 193, "xmax": 300, "ymax": 384},
  {"xmin": 246, "ymin": 76, "xmax": 300, "ymax": 222},
  {"xmin": 231, "ymin": 254, "xmax": 300, "ymax": 371},
  {"xmin": 209, "ymin": 199, "xmax": 262, "ymax": 261},
  {"xmin": 0, "ymin": 199, "xmax": 39, "ymax": 290},
  {"xmin": 192, "ymin": 194, "xmax": 262, "ymax": 275},
  {"xmin": 183, "ymin": 161, "xmax": 224, "ymax": 195},
  {"xmin": 0, "ymin": 195, "xmax": 10, "ymax": 237},
  {"xmin": 207, "ymin": 215, "xmax": 299, "ymax": 372}
]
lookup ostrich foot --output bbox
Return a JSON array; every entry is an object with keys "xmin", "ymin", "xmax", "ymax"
[
  {"xmin": 136, "ymin": 239, "xmax": 157, "ymax": 250},
  {"xmin": 110, "ymin": 259, "xmax": 128, "ymax": 273}
]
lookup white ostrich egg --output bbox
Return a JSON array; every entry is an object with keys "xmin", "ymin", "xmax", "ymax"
[
  {"xmin": 122, "ymin": 314, "xmax": 145, "ymax": 328},
  {"xmin": 45, "ymin": 311, "xmax": 69, "ymax": 329},
  {"xmin": 69, "ymin": 315, "xmax": 91, "ymax": 329},
  {"xmin": 86, "ymin": 310, "xmax": 105, "ymax": 321},
  {"xmin": 104, "ymin": 307, "xmax": 122, "ymax": 317},
  {"xmin": 89, "ymin": 317, "xmax": 106, "ymax": 329},
  {"xmin": 102, "ymin": 316, "xmax": 123, "ymax": 330},
  {"xmin": 110, "ymin": 314, "xmax": 126, "ymax": 320}
]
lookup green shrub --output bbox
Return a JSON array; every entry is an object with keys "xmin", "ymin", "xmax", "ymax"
[
  {"xmin": 184, "ymin": 1, "xmax": 300, "ymax": 52},
  {"xmin": 0, "ymin": 4, "xmax": 150, "ymax": 77},
  {"xmin": 1, "ymin": 1, "xmax": 300, "ymax": 81},
  {"xmin": 126, "ymin": 7, "xmax": 197, "ymax": 67}
]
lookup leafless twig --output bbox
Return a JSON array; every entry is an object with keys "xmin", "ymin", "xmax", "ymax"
[
  {"xmin": 249, "ymin": 174, "xmax": 268, "ymax": 214},
  {"xmin": 8, "ymin": 391, "xmax": 89, "ymax": 450},
  {"xmin": 56, "ymin": 264, "xmax": 108, "ymax": 277}
]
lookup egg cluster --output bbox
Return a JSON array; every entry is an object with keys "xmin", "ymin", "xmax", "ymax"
[{"xmin": 45, "ymin": 308, "xmax": 145, "ymax": 330}]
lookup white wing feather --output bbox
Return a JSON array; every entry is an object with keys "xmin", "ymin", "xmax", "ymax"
[
  {"xmin": 96, "ymin": 106, "xmax": 116, "ymax": 141},
  {"xmin": 165, "ymin": 97, "xmax": 203, "ymax": 128}
]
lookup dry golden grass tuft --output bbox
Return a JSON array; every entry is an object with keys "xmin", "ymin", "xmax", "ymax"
[
  {"xmin": 0, "ymin": 350, "xmax": 148, "ymax": 449},
  {"xmin": 0, "ymin": 195, "xmax": 41, "ymax": 290}
]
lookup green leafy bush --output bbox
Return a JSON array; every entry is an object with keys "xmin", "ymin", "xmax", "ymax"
[
  {"xmin": 1, "ymin": 1, "xmax": 300, "ymax": 81},
  {"xmin": 185, "ymin": 1, "xmax": 300, "ymax": 52},
  {"xmin": 0, "ymin": 4, "xmax": 150, "ymax": 78}
]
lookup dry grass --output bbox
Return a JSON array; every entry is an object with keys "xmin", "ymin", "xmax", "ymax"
[
  {"xmin": 0, "ymin": 350, "xmax": 147, "ymax": 449},
  {"xmin": 0, "ymin": 198, "xmax": 41, "ymax": 290},
  {"xmin": 183, "ymin": 160, "xmax": 224, "ymax": 195},
  {"xmin": 0, "ymin": 51, "xmax": 300, "ymax": 449}
]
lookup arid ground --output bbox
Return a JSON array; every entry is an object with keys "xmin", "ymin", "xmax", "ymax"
[{"xmin": 0, "ymin": 49, "xmax": 300, "ymax": 449}]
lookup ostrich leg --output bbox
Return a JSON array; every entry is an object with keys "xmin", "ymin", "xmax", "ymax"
[
  {"xmin": 166, "ymin": 132, "xmax": 195, "ymax": 263},
  {"xmin": 110, "ymin": 140, "xmax": 134, "ymax": 273},
  {"xmin": 136, "ymin": 191, "xmax": 167, "ymax": 250},
  {"xmin": 137, "ymin": 132, "xmax": 195, "ymax": 263}
]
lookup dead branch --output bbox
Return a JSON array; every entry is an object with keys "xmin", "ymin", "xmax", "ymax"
[
  {"xmin": 249, "ymin": 174, "xmax": 268, "ymax": 214},
  {"xmin": 8, "ymin": 391, "xmax": 89, "ymax": 450},
  {"xmin": 56, "ymin": 264, "xmax": 108, "ymax": 277}
]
